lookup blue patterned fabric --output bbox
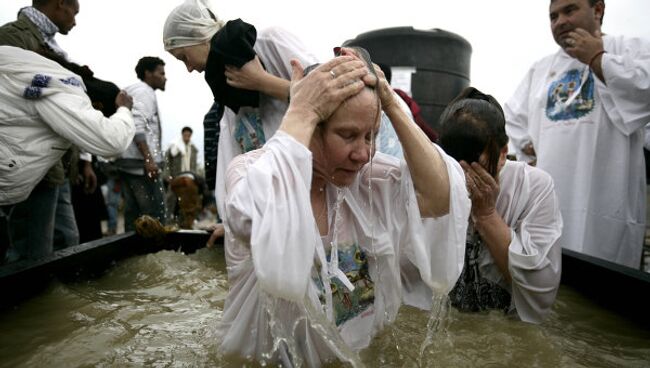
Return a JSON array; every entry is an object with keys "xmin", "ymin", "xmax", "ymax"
[
  {"xmin": 23, "ymin": 86, "xmax": 42, "ymax": 99},
  {"xmin": 234, "ymin": 109, "xmax": 265, "ymax": 153},
  {"xmin": 59, "ymin": 77, "xmax": 82, "ymax": 87},
  {"xmin": 31, "ymin": 74, "xmax": 51, "ymax": 88}
]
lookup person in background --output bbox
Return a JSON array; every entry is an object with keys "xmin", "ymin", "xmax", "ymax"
[
  {"xmin": 505, "ymin": 0, "xmax": 650, "ymax": 268},
  {"xmin": 0, "ymin": 46, "xmax": 134, "ymax": 262},
  {"xmin": 70, "ymin": 78, "xmax": 123, "ymax": 242},
  {"xmin": 439, "ymin": 87, "xmax": 563, "ymax": 323},
  {"xmin": 165, "ymin": 126, "xmax": 198, "ymax": 179},
  {"xmin": 164, "ymin": 126, "xmax": 202, "ymax": 227},
  {"xmin": 162, "ymin": 0, "xmax": 318, "ymax": 223},
  {"xmin": 115, "ymin": 56, "xmax": 167, "ymax": 232},
  {"xmin": 0, "ymin": 0, "xmax": 108, "ymax": 252}
]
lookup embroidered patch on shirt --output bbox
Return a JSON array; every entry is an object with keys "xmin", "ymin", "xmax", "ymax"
[
  {"xmin": 23, "ymin": 86, "xmax": 42, "ymax": 99},
  {"xmin": 234, "ymin": 109, "xmax": 266, "ymax": 153},
  {"xmin": 314, "ymin": 243, "xmax": 375, "ymax": 326},
  {"xmin": 545, "ymin": 68, "xmax": 595, "ymax": 121},
  {"xmin": 31, "ymin": 74, "xmax": 51, "ymax": 88},
  {"xmin": 59, "ymin": 77, "xmax": 82, "ymax": 87}
]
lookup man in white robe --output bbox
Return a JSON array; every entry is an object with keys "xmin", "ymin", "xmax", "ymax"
[{"xmin": 505, "ymin": 0, "xmax": 650, "ymax": 268}]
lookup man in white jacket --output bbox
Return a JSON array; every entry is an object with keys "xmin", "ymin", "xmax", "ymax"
[
  {"xmin": 0, "ymin": 46, "xmax": 135, "ymax": 263},
  {"xmin": 505, "ymin": 0, "xmax": 650, "ymax": 268}
]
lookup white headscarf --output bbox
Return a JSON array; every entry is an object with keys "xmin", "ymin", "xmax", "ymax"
[{"xmin": 162, "ymin": 0, "xmax": 225, "ymax": 51}]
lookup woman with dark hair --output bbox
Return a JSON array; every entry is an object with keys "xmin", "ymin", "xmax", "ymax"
[{"xmin": 439, "ymin": 87, "xmax": 563, "ymax": 323}]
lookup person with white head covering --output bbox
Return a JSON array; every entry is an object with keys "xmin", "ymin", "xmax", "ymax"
[{"xmin": 163, "ymin": 0, "xmax": 319, "ymax": 223}]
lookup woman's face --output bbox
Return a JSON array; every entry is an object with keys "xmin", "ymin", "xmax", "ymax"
[
  {"xmin": 311, "ymin": 88, "xmax": 380, "ymax": 187},
  {"xmin": 169, "ymin": 43, "xmax": 210, "ymax": 73}
]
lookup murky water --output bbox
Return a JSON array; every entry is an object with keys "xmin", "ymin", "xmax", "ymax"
[{"xmin": 1, "ymin": 249, "xmax": 648, "ymax": 368}]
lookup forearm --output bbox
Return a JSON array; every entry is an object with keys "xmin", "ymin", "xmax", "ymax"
[
  {"xmin": 258, "ymin": 73, "xmax": 291, "ymax": 102},
  {"xmin": 135, "ymin": 140, "xmax": 154, "ymax": 163},
  {"xmin": 278, "ymin": 107, "xmax": 319, "ymax": 147},
  {"xmin": 384, "ymin": 101, "xmax": 450, "ymax": 217},
  {"xmin": 473, "ymin": 212, "xmax": 512, "ymax": 281},
  {"xmin": 589, "ymin": 52, "xmax": 605, "ymax": 83}
]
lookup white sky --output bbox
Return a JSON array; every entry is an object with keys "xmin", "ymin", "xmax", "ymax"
[{"xmin": 1, "ymin": 0, "xmax": 649, "ymax": 161}]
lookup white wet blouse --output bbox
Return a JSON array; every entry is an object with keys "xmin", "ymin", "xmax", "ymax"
[
  {"xmin": 216, "ymin": 131, "xmax": 470, "ymax": 365},
  {"xmin": 483, "ymin": 160, "xmax": 563, "ymax": 323}
]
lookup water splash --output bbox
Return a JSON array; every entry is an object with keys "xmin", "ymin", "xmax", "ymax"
[{"xmin": 417, "ymin": 293, "xmax": 452, "ymax": 367}]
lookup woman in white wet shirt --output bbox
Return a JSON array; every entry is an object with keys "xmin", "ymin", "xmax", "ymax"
[
  {"xmin": 439, "ymin": 87, "xmax": 563, "ymax": 323},
  {"xmin": 217, "ymin": 48, "xmax": 470, "ymax": 366}
]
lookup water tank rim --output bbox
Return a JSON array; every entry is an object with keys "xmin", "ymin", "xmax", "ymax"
[{"xmin": 345, "ymin": 26, "xmax": 472, "ymax": 50}]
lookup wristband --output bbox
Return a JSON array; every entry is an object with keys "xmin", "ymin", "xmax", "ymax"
[{"xmin": 589, "ymin": 50, "xmax": 606, "ymax": 69}]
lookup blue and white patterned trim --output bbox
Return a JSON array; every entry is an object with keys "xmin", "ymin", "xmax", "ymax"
[
  {"xmin": 23, "ymin": 86, "xmax": 42, "ymax": 99},
  {"xmin": 31, "ymin": 74, "xmax": 51, "ymax": 88},
  {"xmin": 23, "ymin": 74, "xmax": 52, "ymax": 99},
  {"xmin": 59, "ymin": 76, "xmax": 82, "ymax": 87}
]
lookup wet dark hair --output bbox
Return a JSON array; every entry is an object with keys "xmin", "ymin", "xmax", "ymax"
[
  {"xmin": 182, "ymin": 126, "xmax": 193, "ymax": 134},
  {"xmin": 135, "ymin": 56, "xmax": 165, "ymax": 81},
  {"xmin": 438, "ymin": 87, "xmax": 509, "ymax": 177}
]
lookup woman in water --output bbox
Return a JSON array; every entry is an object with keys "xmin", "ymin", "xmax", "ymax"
[
  {"xmin": 439, "ymin": 87, "xmax": 563, "ymax": 323},
  {"xmin": 217, "ymin": 48, "xmax": 470, "ymax": 365}
]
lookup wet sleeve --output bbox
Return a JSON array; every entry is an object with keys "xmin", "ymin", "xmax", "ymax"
[
  {"xmin": 400, "ymin": 145, "xmax": 470, "ymax": 301},
  {"xmin": 507, "ymin": 169, "xmax": 563, "ymax": 323},
  {"xmin": 599, "ymin": 36, "xmax": 650, "ymax": 136},
  {"xmin": 225, "ymin": 131, "xmax": 319, "ymax": 302},
  {"xmin": 504, "ymin": 68, "xmax": 535, "ymax": 161}
]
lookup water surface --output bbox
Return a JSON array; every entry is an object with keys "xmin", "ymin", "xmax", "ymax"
[{"xmin": 0, "ymin": 248, "xmax": 648, "ymax": 367}]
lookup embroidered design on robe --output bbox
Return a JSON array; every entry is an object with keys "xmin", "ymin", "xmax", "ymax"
[
  {"xmin": 234, "ymin": 109, "xmax": 265, "ymax": 153},
  {"xmin": 313, "ymin": 243, "xmax": 375, "ymax": 326},
  {"xmin": 546, "ymin": 68, "xmax": 595, "ymax": 121}
]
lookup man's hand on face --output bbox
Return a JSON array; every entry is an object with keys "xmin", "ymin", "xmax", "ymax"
[{"xmin": 563, "ymin": 29, "xmax": 604, "ymax": 65}]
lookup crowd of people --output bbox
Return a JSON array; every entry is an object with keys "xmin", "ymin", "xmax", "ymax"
[{"xmin": 0, "ymin": 0, "xmax": 648, "ymax": 365}]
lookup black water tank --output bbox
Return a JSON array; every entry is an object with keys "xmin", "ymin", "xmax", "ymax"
[{"xmin": 343, "ymin": 27, "xmax": 472, "ymax": 132}]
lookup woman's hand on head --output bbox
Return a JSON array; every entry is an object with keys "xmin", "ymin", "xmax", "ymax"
[
  {"xmin": 370, "ymin": 62, "xmax": 399, "ymax": 112},
  {"xmin": 287, "ymin": 56, "xmax": 368, "ymax": 126},
  {"xmin": 335, "ymin": 47, "xmax": 398, "ymax": 111}
]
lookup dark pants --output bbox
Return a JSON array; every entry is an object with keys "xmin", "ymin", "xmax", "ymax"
[{"xmin": 121, "ymin": 172, "xmax": 166, "ymax": 232}]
